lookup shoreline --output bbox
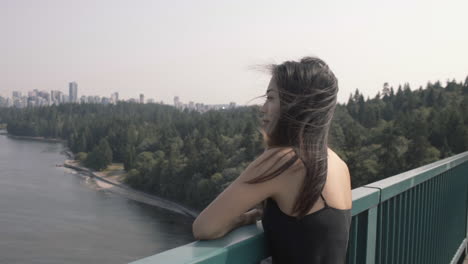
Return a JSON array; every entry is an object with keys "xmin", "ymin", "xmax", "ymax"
[
  {"xmin": 6, "ymin": 134, "xmax": 66, "ymax": 143},
  {"xmin": 64, "ymin": 160, "xmax": 199, "ymax": 218},
  {"xmin": 1, "ymin": 132, "xmax": 199, "ymax": 218}
]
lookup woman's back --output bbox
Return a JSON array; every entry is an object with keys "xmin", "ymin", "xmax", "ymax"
[{"xmin": 261, "ymin": 148, "xmax": 352, "ymax": 264}]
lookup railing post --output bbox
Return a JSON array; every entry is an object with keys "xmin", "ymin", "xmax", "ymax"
[{"xmin": 365, "ymin": 206, "xmax": 378, "ymax": 264}]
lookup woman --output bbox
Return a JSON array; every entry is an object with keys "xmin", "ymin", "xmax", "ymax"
[{"xmin": 193, "ymin": 56, "xmax": 352, "ymax": 264}]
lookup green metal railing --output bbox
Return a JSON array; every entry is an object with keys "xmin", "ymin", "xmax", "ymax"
[
  {"xmin": 130, "ymin": 151, "xmax": 468, "ymax": 264},
  {"xmin": 347, "ymin": 151, "xmax": 468, "ymax": 264}
]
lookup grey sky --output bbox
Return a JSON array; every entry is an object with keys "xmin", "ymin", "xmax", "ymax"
[{"xmin": 1, "ymin": 0, "xmax": 467, "ymax": 105}]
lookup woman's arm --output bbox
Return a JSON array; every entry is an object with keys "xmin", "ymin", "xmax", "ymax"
[
  {"xmin": 192, "ymin": 148, "xmax": 293, "ymax": 240},
  {"xmin": 196, "ymin": 207, "xmax": 264, "ymax": 240}
]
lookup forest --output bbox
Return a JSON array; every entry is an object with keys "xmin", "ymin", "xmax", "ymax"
[{"xmin": 0, "ymin": 77, "xmax": 467, "ymax": 210}]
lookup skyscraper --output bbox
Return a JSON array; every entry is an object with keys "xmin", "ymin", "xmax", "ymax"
[
  {"xmin": 111, "ymin": 92, "xmax": 119, "ymax": 104},
  {"xmin": 139, "ymin": 94, "xmax": 145, "ymax": 104},
  {"xmin": 174, "ymin": 96, "xmax": 180, "ymax": 107},
  {"xmin": 69, "ymin": 82, "xmax": 78, "ymax": 103}
]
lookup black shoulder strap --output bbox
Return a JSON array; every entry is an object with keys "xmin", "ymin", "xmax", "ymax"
[{"xmin": 320, "ymin": 194, "xmax": 329, "ymax": 207}]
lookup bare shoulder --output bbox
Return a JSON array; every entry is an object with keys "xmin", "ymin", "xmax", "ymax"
[
  {"xmin": 324, "ymin": 148, "xmax": 352, "ymax": 209},
  {"xmin": 327, "ymin": 148, "xmax": 349, "ymax": 173}
]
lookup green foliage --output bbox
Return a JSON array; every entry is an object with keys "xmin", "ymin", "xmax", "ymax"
[
  {"xmin": 336, "ymin": 77, "xmax": 468, "ymax": 187},
  {"xmin": 75, "ymin": 152, "xmax": 88, "ymax": 163},
  {"xmin": 1, "ymin": 75, "xmax": 467, "ymax": 209},
  {"xmin": 84, "ymin": 138, "xmax": 113, "ymax": 171}
]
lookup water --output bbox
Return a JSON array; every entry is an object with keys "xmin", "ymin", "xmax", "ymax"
[{"xmin": 0, "ymin": 134, "xmax": 194, "ymax": 264}]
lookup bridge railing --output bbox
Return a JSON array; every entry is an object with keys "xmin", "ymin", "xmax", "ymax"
[{"xmin": 129, "ymin": 151, "xmax": 468, "ymax": 264}]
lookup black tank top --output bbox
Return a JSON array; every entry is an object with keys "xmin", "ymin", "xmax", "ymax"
[{"xmin": 261, "ymin": 194, "xmax": 351, "ymax": 264}]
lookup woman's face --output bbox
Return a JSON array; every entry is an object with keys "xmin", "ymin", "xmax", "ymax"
[{"xmin": 261, "ymin": 77, "xmax": 280, "ymax": 136}]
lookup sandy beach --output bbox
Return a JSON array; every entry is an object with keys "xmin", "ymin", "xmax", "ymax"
[{"xmin": 67, "ymin": 161, "xmax": 127, "ymax": 190}]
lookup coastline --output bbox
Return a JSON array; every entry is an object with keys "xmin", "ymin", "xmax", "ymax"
[
  {"xmin": 1, "ymin": 132, "xmax": 199, "ymax": 218},
  {"xmin": 7, "ymin": 134, "xmax": 66, "ymax": 143},
  {"xmin": 64, "ymin": 160, "xmax": 199, "ymax": 218}
]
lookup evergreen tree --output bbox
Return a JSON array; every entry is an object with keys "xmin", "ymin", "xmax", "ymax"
[{"xmin": 85, "ymin": 138, "xmax": 113, "ymax": 171}]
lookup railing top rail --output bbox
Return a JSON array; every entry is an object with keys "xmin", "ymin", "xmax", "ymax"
[
  {"xmin": 129, "ymin": 224, "xmax": 265, "ymax": 264},
  {"xmin": 351, "ymin": 186, "xmax": 380, "ymax": 216},
  {"xmin": 365, "ymin": 151, "xmax": 468, "ymax": 202}
]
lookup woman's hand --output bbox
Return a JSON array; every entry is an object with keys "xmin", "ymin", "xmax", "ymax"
[
  {"xmin": 197, "ymin": 208, "xmax": 263, "ymax": 239},
  {"xmin": 240, "ymin": 208, "xmax": 264, "ymax": 226}
]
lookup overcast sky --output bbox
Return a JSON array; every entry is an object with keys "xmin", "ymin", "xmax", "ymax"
[{"xmin": 1, "ymin": 0, "xmax": 467, "ymax": 105}]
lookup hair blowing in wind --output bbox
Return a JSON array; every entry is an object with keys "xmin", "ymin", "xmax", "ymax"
[{"xmin": 245, "ymin": 56, "xmax": 339, "ymax": 219}]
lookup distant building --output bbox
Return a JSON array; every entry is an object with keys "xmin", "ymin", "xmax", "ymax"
[
  {"xmin": 69, "ymin": 82, "xmax": 78, "ymax": 103},
  {"xmin": 1, "ymin": 98, "xmax": 7, "ymax": 107},
  {"xmin": 61, "ymin": 94, "xmax": 69, "ymax": 103},
  {"xmin": 174, "ymin": 96, "xmax": 183, "ymax": 109},
  {"xmin": 28, "ymin": 89, "xmax": 38, "ymax": 98},
  {"xmin": 88, "ymin": 96, "xmax": 100, "ymax": 103},
  {"xmin": 101, "ymin": 97, "xmax": 110, "ymax": 104},
  {"xmin": 36, "ymin": 90, "xmax": 50, "ymax": 105},
  {"xmin": 111, "ymin": 92, "xmax": 119, "ymax": 104},
  {"xmin": 139, "ymin": 94, "xmax": 145, "ymax": 104},
  {"xmin": 13, "ymin": 97, "xmax": 25, "ymax": 108},
  {"xmin": 12, "ymin": 91, "xmax": 22, "ymax": 98},
  {"xmin": 50, "ymin": 90, "xmax": 62, "ymax": 104},
  {"xmin": 195, "ymin": 103, "xmax": 209, "ymax": 112}
]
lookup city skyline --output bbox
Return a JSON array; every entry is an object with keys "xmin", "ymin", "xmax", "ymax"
[
  {"xmin": 1, "ymin": 87, "xmax": 236, "ymax": 105},
  {"xmin": 0, "ymin": 81, "xmax": 237, "ymax": 112},
  {"xmin": 1, "ymin": 1, "xmax": 467, "ymax": 105}
]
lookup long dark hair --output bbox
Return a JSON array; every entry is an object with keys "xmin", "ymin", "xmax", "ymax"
[{"xmin": 245, "ymin": 56, "xmax": 338, "ymax": 219}]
